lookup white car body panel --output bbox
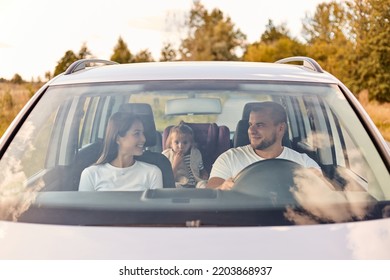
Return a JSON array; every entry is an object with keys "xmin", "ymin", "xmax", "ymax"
[
  {"xmin": 1, "ymin": 218, "xmax": 390, "ymax": 259},
  {"xmin": 51, "ymin": 62, "xmax": 337, "ymax": 85}
]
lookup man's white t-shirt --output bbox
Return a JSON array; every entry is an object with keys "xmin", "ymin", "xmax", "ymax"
[
  {"xmin": 79, "ymin": 161, "xmax": 163, "ymax": 191},
  {"xmin": 210, "ymin": 145, "xmax": 321, "ymax": 180}
]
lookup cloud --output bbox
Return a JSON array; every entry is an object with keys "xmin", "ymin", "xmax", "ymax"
[
  {"xmin": 128, "ymin": 17, "xmax": 166, "ymax": 32},
  {"xmin": 284, "ymin": 168, "xmax": 376, "ymax": 224},
  {"xmin": 127, "ymin": 9, "xmax": 187, "ymax": 36},
  {"xmin": 0, "ymin": 121, "xmax": 45, "ymax": 221}
]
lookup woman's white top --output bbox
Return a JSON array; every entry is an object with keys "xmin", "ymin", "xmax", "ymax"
[{"xmin": 79, "ymin": 161, "xmax": 163, "ymax": 191}]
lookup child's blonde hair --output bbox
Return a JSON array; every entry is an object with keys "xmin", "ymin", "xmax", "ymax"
[{"xmin": 166, "ymin": 121, "xmax": 194, "ymax": 149}]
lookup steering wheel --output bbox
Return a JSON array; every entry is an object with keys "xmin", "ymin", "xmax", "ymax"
[{"xmin": 232, "ymin": 159, "xmax": 303, "ymax": 203}]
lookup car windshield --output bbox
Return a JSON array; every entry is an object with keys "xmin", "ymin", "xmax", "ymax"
[{"xmin": 0, "ymin": 80, "xmax": 389, "ymax": 226}]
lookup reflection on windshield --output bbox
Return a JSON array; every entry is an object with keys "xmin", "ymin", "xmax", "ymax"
[
  {"xmin": 285, "ymin": 168, "xmax": 376, "ymax": 224},
  {"xmin": 0, "ymin": 121, "xmax": 44, "ymax": 221}
]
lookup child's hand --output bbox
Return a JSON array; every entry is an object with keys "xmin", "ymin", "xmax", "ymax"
[{"xmin": 171, "ymin": 151, "xmax": 183, "ymax": 171}]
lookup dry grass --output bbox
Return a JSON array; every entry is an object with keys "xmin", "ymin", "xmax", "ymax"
[
  {"xmin": 0, "ymin": 82, "xmax": 41, "ymax": 136},
  {"xmin": 358, "ymin": 90, "xmax": 390, "ymax": 141}
]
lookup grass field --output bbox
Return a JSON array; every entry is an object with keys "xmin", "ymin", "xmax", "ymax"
[
  {"xmin": 0, "ymin": 82, "xmax": 389, "ymax": 141},
  {"xmin": 358, "ymin": 90, "xmax": 390, "ymax": 142},
  {"xmin": 0, "ymin": 82, "xmax": 37, "ymax": 135}
]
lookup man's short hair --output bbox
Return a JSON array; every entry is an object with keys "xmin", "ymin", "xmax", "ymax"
[{"xmin": 250, "ymin": 101, "xmax": 287, "ymax": 125}]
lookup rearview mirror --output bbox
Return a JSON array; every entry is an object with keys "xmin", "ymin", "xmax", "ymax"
[{"xmin": 165, "ymin": 98, "xmax": 222, "ymax": 115}]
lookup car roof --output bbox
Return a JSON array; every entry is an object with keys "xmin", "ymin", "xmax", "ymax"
[{"xmin": 49, "ymin": 61, "xmax": 339, "ymax": 86}]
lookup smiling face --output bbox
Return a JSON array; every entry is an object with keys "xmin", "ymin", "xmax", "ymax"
[
  {"xmin": 248, "ymin": 109, "xmax": 285, "ymax": 151},
  {"xmin": 116, "ymin": 120, "xmax": 146, "ymax": 157},
  {"xmin": 170, "ymin": 132, "xmax": 192, "ymax": 155}
]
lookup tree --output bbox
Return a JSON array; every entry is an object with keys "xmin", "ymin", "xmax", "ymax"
[
  {"xmin": 11, "ymin": 73, "xmax": 23, "ymax": 84},
  {"xmin": 179, "ymin": 0, "xmax": 246, "ymax": 61},
  {"xmin": 45, "ymin": 71, "xmax": 52, "ymax": 81},
  {"xmin": 110, "ymin": 37, "xmax": 132, "ymax": 63},
  {"xmin": 160, "ymin": 43, "xmax": 177, "ymax": 61},
  {"xmin": 261, "ymin": 20, "xmax": 290, "ymax": 43},
  {"xmin": 243, "ymin": 20, "xmax": 306, "ymax": 62},
  {"xmin": 133, "ymin": 49, "xmax": 154, "ymax": 63},
  {"xmin": 348, "ymin": 0, "xmax": 390, "ymax": 102},
  {"xmin": 302, "ymin": 1, "xmax": 355, "ymax": 89},
  {"xmin": 53, "ymin": 44, "xmax": 93, "ymax": 76},
  {"xmin": 53, "ymin": 50, "xmax": 78, "ymax": 76},
  {"xmin": 302, "ymin": 2, "xmax": 350, "ymax": 44},
  {"xmin": 78, "ymin": 42, "xmax": 92, "ymax": 59}
]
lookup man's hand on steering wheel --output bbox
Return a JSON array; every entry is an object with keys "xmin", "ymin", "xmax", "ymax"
[{"xmin": 218, "ymin": 177, "xmax": 234, "ymax": 190}]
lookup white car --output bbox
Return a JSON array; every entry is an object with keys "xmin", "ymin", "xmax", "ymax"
[{"xmin": 0, "ymin": 57, "xmax": 389, "ymax": 259}]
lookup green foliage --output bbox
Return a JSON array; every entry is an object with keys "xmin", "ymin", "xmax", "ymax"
[
  {"xmin": 243, "ymin": 20, "xmax": 307, "ymax": 62},
  {"xmin": 11, "ymin": 73, "xmax": 23, "ymax": 84},
  {"xmin": 179, "ymin": 0, "xmax": 246, "ymax": 61},
  {"xmin": 40, "ymin": 0, "xmax": 390, "ymax": 103},
  {"xmin": 110, "ymin": 37, "xmax": 132, "ymax": 63},
  {"xmin": 53, "ymin": 44, "xmax": 93, "ymax": 76},
  {"xmin": 300, "ymin": 0, "xmax": 389, "ymax": 102},
  {"xmin": 45, "ymin": 71, "xmax": 52, "ymax": 81},
  {"xmin": 78, "ymin": 42, "xmax": 92, "ymax": 59},
  {"xmin": 53, "ymin": 50, "xmax": 78, "ymax": 76},
  {"xmin": 261, "ymin": 20, "xmax": 291, "ymax": 43},
  {"xmin": 302, "ymin": 2, "xmax": 354, "ymax": 89},
  {"xmin": 302, "ymin": 1, "xmax": 350, "ymax": 44},
  {"xmin": 244, "ymin": 38, "xmax": 307, "ymax": 62},
  {"xmin": 133, "ymin": 49, "xmax": 154, "ymax": 63},
  {"xmin": 160, "ymin": 43, "xmax": 177, "ymax": 61},
  {"xmin": 110, "ymin": 37, "xmax": 154, "ymax": 63},
  {"xmin": 348, "ymin": 0, "xmax": 390, "ymax": 102}
]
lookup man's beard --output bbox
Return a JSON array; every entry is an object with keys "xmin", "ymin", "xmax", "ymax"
[{"xmin": 252, "ymin": 132, "xmax": 277, "ymax": 150}]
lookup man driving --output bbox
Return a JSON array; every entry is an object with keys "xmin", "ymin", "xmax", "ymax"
[{"xmin": 207, "ymin": 101, "xmax": 320, "ymax": 190}]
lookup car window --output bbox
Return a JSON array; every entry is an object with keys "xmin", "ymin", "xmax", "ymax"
[
  {"xmin": 0, "ymin": 80, "xmax": 388, "ymax": 225},
  {"xmin": 79, "ymin": 96, "xmax": 100, "ymax": 148}
]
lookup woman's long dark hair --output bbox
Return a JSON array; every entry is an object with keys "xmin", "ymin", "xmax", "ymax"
[{"xmin": 96, "ymin": 112, "xmax": 142, "ymax": 165}]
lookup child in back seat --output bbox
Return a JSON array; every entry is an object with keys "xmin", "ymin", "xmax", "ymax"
[{"xmin": 163, "ymin": 121, "xmax": 208, "ymax": 188}]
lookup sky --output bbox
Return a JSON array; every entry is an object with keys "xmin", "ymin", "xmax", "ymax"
[{"xmin": 0, "ymin": 0, "xmax": 331, "ymax": 80}]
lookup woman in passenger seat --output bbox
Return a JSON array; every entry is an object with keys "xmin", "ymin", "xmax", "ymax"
[
  {"xmin": 79, "ymin": 112, "xmax": 163, "ymax": 191},
  {"xmin": 163, "ymin": 122, "xmax": 208, "ymax": 188}
]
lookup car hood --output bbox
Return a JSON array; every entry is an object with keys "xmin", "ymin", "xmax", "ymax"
[{"xmin": 1, "ymin": 218, "xmax": 389, "ymax": 259}]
